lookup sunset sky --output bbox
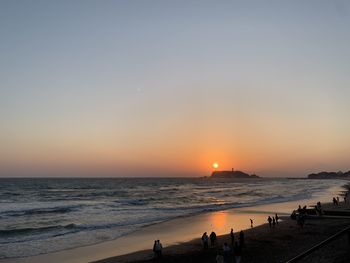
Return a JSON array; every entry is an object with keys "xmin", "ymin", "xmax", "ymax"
[{"xmin": 1, "ymin": 1, "xmax": 350, "ymax": 177}]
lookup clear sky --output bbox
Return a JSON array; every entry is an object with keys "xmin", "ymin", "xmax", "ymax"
[{"xmin": 1, "ymin": 1, "xmax": 350, "ymax": 177}]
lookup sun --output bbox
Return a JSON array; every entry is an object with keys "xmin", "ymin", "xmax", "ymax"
[{"xmin": 213, "ymin": 162, "xmax": 219, "ymax": 169}]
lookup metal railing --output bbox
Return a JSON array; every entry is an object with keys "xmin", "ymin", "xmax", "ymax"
[{"xmin": 285, "ymin": 225, "xmax": 350, "ymax": 263}]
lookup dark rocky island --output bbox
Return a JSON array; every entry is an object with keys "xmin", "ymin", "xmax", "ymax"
[
  {"xmin": 308, "ymin": 171, "xmax": 350, "ymax": 179},
  {"xmin": 211, "ymin": 170, "xmax": 259, "ymax": 179}
]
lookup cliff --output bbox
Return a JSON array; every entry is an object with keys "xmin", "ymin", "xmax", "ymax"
[
  {"xmin": 211, "ymin": 170, "xmax": 259, "ymax": 179},
  {"xmin": 308, "ymin": 171, "xmax": 350, "ymax": 179}
]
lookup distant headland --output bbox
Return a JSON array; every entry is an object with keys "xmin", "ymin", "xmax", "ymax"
[
  {"xmin": 308, "ymin": 171, "xmax": 350, "ymax": 179},
  {"xmin": 211, "ymin": 169, "xmax": 260, "ymax": 179}
]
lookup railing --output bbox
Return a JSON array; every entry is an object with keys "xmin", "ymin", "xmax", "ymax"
[{"xmin": 285, "ymin": 225, "xmax": 350, "ymax": 263}]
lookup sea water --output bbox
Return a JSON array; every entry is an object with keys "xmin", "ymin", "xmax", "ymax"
[{"xmin": 0, "ymin": 177, "xmax": 344, "ymax": 258}]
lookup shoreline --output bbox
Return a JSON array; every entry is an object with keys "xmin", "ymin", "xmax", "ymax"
[
  {"xmin": 1, "ymin": 183, "xmax": 346, "ymax": 263},
  {"xmin": 98, "ymin": 184, "xmax": 350, "ymax": 263}
]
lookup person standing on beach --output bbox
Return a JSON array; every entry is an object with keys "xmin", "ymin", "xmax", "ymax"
[
  {"xmin": 152, "ymin": 240, "xmax": 157, "ymax": 258},
  {"xmin": 272, "ymin": 217, "xmax": 276, "ymax": 227},
  {"xmin": 230, "ymin": 228, "xmax": 234, "ymax": 246},
  {"xmin": 210, "ymin": 231, "xmax": 217, "ymax": 246},
  {"xmin": 268, "ymin": 216, "xmax": 272, "ymax": 228},
  {"xmin": 250, "ymin": 218, "xmax": 253, "ymax": 227},
  {"xmin": 157, "ymin": 240, "xmax": 163, "ymax": 257},
  {"xmin": 275, "ymin": 213, "xmax": 279, "ymax": 224},
  {"xmin": 239, "ymin": 230, "xmax": 245, "ymax": 248},
  {"xmin": 202, "ymin": 232, "xmax": 209, "ymax": 250},
  {"xmin": 315, "ymin": 202, "xmax": 323, "ymax": 216},
  {"xmin": 333, "ymin": 197, "xmax": 338, "ymax": 206}
]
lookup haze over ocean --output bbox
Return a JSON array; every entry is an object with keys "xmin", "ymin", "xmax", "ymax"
[{"xmin": 1, "ymin": 1, "xmax": 350, "ymax": 178}]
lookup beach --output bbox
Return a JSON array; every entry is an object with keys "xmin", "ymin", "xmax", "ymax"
[
  {"xmin": 2, "ymin": 182, "xmax": 349, "ymax": 263},
  {"xmin": 101, "ymin": 216, "xmax": 350, "ymax": 263},
  {"xmin": 96, "ymin": 185, "xmax": 350, "ymax": 263}
]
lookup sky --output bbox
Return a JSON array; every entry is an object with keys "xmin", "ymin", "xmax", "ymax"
[{"xmin": 1, "ymin": 0, "xmax": 350, "ymax": 177}]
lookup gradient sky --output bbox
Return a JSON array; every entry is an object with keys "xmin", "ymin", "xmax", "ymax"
[{"xmin": 1, "ymin": 1, "xmax": 350, "ymax": 177}]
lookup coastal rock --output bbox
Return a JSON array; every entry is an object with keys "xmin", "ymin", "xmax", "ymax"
[
  {"xmin": 211, "ymin": 170, "xmax": 259, "ymax": 178},
  {"xmin": 308, "ymin": 171, "xmax": 350, "ymax": 179}
]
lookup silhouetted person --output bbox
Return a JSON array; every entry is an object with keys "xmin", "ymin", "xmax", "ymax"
[
  {"xmin": 234, "ymin": 242, "xmax": 242, "ymax": 263},
  {"xmin": 302, "ymin": 205, "xmax": 307, "ymax": 214},
  {"xmin": 222, "ymin": 242, "xmax": 231, "ymax": 263},
  {"xmin": 268, "ymin": 216, "xmax": 272, "ymax": 228},
  {"xmin": 291, "ymin": 210, "xmax": 297, "ymax": 220},
  {"xmin": 230, "ymin": 228, "xmax": 234, "ymax": 246},
  {"xmin": 315, "ymin": 202, "xmax": 322, "ymax": 216},
  {"xmin": 202, "ymin": 232, "xmax": 209, "ymax": 250},
  {"xmin": 153, "ymin": 240, "xmax": 162, "ymax": 258},
  {"xmin": 153, "ymin": 240, "xmax": 157, "ymax": 258},
  {"xmin": 239, "ymin": 230, "xmax": 245, "ymax": 248},
  {"xmin": 275, "ymin": 213, "xmax": 279, "ymax": 224},
  {"xmin": 250, "ymin": 218, "xmax": 253, "ymax": 227},
  {"xmin": 272, "ymin": 217, "xmax": 276, "ymax": 227},
  {"xmin": 333, "ymin": 197, "xmax": 338, "ymax": 206},
  {"xmin": 210, "ymin": 231, "xmax": 217, "ymax": 246},
  {"xmin": 297, "ymin": 205, "xmax": 302, "ymax": 214}
]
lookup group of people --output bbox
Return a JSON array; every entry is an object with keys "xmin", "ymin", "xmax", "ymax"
[
  {"xmin": 152, "ymin": 228, "xmax": 245, "ymax": 262},
  {"xmin": 152, "ymin": 191, "xmax": 350, "ymax": 261},
  {"xmin": 332, "ymin": 194, "xmax": 349, "ymax": 206},
  {"xmin": 333, "ymin": 196, "xmax": 340, "ymax": 206},
  {"xmin": 201, "ymin": 231, "xmax": 218, "ymax": 249},
  {"xmin": 290, "ymin": 205, "xmax": 307, "ymax": 228},
  {"xmin": 267, "ymin": 213, "xmax": 279, "ymax": 228},
  {"xmin": 202, "ymin": 229, "xmax": 245, "ymax": 263},
  {"xmin": 152, "ymin": 240, "xmax": 163, "ymax": 259},
  {"xmin": 297, "ymin": 205, "xmax": 307, "ymax": 214}
]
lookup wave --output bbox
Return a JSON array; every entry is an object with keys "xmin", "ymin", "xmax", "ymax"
[
  {"xmin": 0, "ymin": 190, "xmax": 319, "ymax": 241},
  {"xmin": 0, "ymin": 224, "xmax": 76, "ymax": 237},
  {"xmin": 1, "ymin": 205, "xmax": 83, "ymax": 217}
]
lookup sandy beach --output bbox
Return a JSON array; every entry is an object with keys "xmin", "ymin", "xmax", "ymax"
[
  {"xmin": 100, "ymin": 216, "xmax": 350, "ymax": 263},
  {"xmin": 2, "ymin": 183, "xmax": 349, "ymax": 263},
  {"xmin": 95, "ymin": 188, "xmax": 350, "ymax": 263}
]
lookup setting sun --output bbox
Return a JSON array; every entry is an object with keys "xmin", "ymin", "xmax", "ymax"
[{"xmin": 213, "ymin": 163, "xmax": 219, "ymax": 169}]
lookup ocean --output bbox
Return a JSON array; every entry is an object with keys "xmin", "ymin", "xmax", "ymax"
[{"xmin": 0, "ymin": 177, "xmax": 344, "ymax": 259}]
